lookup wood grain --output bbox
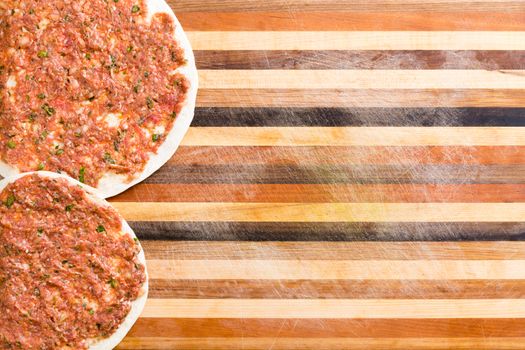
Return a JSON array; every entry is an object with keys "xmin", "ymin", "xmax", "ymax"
[
  {"xmin": 140, "ymin": 241, "xmax": 525, "ymax": 260},
  {"xmin": 165, "ymin": 146, "xmax": 525, "ymax": 165},
  {"xmin": 188, "ymin": 32, "xmax": 525, "ymax": 50},
  {"xmin": 148, "ymin": 279, "xmax": 525, "ymax": 299},
  {"xmin": 167, "ymin": 0, "xmax": 525, "ymax": 12},
  {"xmin": 115, "ymin": 202, "xmax": 525, "ymax": 222},
  {"xmin": 179, "ymin": 12, "xmax": 525, "ymax": 31},
  {"xmin": 122, "ymin": 2, "xmax": 525, "ymax": 348},
  {"xmin": 112, "ymin": 184, "xmax": 525, "ymax": 203},
  {"xmin": 145, "ymin": 260, "xmax": 525, "ymax": 280},
  {"xmin": 127, "ymin": 318, "xmax": 525, "ymax": 337},
  {"xmin": 199, "ymin": 70, "xmax": 525, "ymax": 89},
  {"xmin": 141, "ymin": 299, "xmax": 525, "ymax": 318},
  {"xmin": 195, "ymin": 51, "xmax": 525, "ymax": 70},
  {"xmin": 117, "ymin": 337, "xmax": 525, "ymax": 350},
  {"xmin": 131, "ymin": 222, "xmax": 525, "ymax": 241},
  {"xmin": 197, "ymin": 89, "xmax": 525, "ymax": 107},
  {"xmin": 182, "ymin": 127, "xmax": 525, "ymax": 146}
]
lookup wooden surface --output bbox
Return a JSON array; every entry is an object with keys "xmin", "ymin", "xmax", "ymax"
[{"xmin": 114, "ymin": 2, "xmax": 525, "ymax": 349}]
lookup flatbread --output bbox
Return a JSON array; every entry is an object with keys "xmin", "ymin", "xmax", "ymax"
[
  {"xmin": 0, "ymin": 171, "xmax": 148, "ymax": 349},
  {"xmin": 0, "ymin": 0, "xmax": 198, "ymax": 198},
  {"xmin": 97, "ymin": 0, "xmax": 198, "ymax": 198}
]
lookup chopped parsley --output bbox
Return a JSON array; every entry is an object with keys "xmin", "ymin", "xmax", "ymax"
[
  {"xmin": 6, "ymin": 140, "xmax": 15, "ymax": 149},
  {"xmin": 108, "ymin": 277, "xmax": 117, "ymax": 288},
  {"xmin": 37, "ymin": 93, "xmax": 46, "ymax": 99},
  {"xmin": 103, "ymin": 152, "xmax": 116, "ymax": 164},
  {"xmin": 5, "ymin": 194, "xmax": 15, "ymax": 208},
  {"xmin": 78, "ymin": 166, "xmax": 86, "ymax": 183},
  {"xmin": 37, "ymin": 228, "xmax": 44, "ymax": 237},
  {"xmin": 65, "ymin": 204, "xmax": 74, "ymax": 212},
  {"xmin": 41, "ymin": 103, "xmax": 55, "ymax": 116},
  {"xmin": 131, "ymin": 5, "xmax": 140, "ymax": 13},
  {"xmin": 37, "ymin": 163, "xmax": 45, "ymax": 170},
  {"xmin": 55, "ymin": 149, "xmax": 64, "ymax": 156},
  {"xmin": 37, "ymin": 50, "xmax": 48, "ymax": 58},
  {"xmin": 96, "ymin": 225, "xmax": 106, "ymax": 233},
  {"xmin": 152, "ymin": 134, "xmax": 160, "ymax": 142},
  {"xmin": 146, "ymin": 96, "xmax": 154, "ymax": 109}
]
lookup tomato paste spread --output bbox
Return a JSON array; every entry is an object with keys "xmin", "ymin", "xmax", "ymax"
[
  {"xmin": 0, "ymin": 0, "xmax": 189, "ymax": 187},
  {"xmin": 0, "ymin": 174, "xmax": 146, "ymax": 349}
]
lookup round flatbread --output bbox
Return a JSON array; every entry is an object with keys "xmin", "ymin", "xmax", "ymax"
[
  {"xmin": 0, "ymin": 171, "xmax": 148, "ymax": 349},
  {"xmin": 0, "ymin": 0, "xmax": 198, "ymax": 198}
]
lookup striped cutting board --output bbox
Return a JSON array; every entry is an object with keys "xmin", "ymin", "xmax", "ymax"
[{"xmin": 112, "ymin": 1, "xmax": 525, "ymax": 349}]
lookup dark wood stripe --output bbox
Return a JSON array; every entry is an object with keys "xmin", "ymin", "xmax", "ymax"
[
  {"xmin": 149, "ymin": 279, "xmax": 525, "ymax": 299},
  {"xmin": 168, "ymin": 146, "xmax": 525, "ymax": 166},
  {"xmin": 111, "ymin": 184, "xmax": 525, "ymax": 203},
  {"xmin": 145, "ymin": 164, "xmax": 525, "ymax": 184},
  {"xmin": 132, "ymin": 222, "xmax": 525, "ymax": 241},
  {"xmin": 192, "ymin": 107, "xmax": 525, "ymax": 126},
  {"xmin": 197, "ymin": 89, "xmax": 525, "ymax": 108},
  {"xmin": 179, "ymin": 12, "xmax": 525, "ymax": 31},
  {"xmin": 141, "ymin": 241, "xmax": 525, "ymax": 260},
  {"xmin": 195, "ymin": 51, "xmax": 525, "ymax": 70},
  {"xmin": 128, "ymin": 318, "xmax": 525, "ymax": 338},
  {"xmin": 167, "ymin": 1, "xmax": 525, "ymax": 12}
]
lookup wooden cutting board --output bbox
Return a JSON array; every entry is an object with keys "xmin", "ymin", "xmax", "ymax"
[{"xmin": 112, "ymin": 1, "xmax": 525, "ymax": 349}]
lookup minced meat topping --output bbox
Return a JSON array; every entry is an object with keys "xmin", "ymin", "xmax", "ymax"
[
  {"xmin": 0, "ymin": 0, "xmax": 189, "ymax": 187},
  {"xmin": 0, "ymin": 174, "xmax": 146, "ymax": 349}
]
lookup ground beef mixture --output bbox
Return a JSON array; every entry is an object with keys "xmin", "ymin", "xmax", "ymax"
[
  {"xmin": 0, "ymin": 0, "xmax": 189, "ymax": 187},
  {"xmin": 0, "ymin": 174, "xmax": 146, "ymax": 349}
]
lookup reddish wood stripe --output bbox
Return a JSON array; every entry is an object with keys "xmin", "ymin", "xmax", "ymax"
[
  {"xmin": 197, "ymin": 89, "xmax": 525, "ymax": 107},
  {"xmin": 117, "ymin": 337, "xmax": 525, "ymax": 350},
  {"xmin": 128, "ymin": 318, "xmax": 525, "ymax": 338},
  {"xmin": 179, "ymin": 12, "xmax": 525, "ymax": 31},
  {"xmin": 167, "ymin": 0, "xmax": 525, "ymax": 12},
  {"xmin": 166, "ymin": 146, "xmax": 525, "ymax": 166},
  {"xmin": 149, "ymin": 279, "xmax": 525, "ymax": 299},
  {"xmin": 111, "ymin": 184, "xmax": 525, "ymax": 203},
  {"xmin": 140, "ymin": 242, "xmax": 525, "ymax": 260}
]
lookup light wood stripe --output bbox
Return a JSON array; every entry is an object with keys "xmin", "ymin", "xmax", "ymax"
[
  {"xmin": 167, "ymin": 0, "xmax": 525, "ymax": 12},
  {"xmin": 117, "ymin": 337, "xmax": 525, "ymax": 350},
  {"xmin": 187, "ymin": 32, "xmax": 525, "ymax": 50},
  {"xmin": 111, "ymin": 184, "xmax": 525, "ymax": 203},
  {"xmin": 141, "ymin": 242, "xmax": 525, "ymax": 260},
  {"xmin": 199, "ymin": 70, "xmax": 525, "ymax": 89},
  {"xmin": 141, "ymin": 299, "xmax": 525, "ymax": 318},
  {"xmin": 167, "ymin": 146, "xmax": 525, "ymax": 166},
  {"xmin": 197, "ymin": 89, "xmax": 525, "ymax": 108},
  {"xmin": 145, "ymin": 260, "xmax": 525, "ymax": 280},
  {"xmin": 181, "ymin": 127, "xmax": 525, "ymax": 146},
  {"xmin": 179, "ymin": 12, "xmax": 525, "ymax": 31},
  {"xmin": 117, "ymin": 202, "xmax": 525, "ymax": 222}
]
